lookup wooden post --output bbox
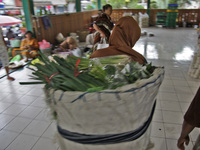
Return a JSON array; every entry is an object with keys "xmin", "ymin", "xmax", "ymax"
[
  {"xmin": 98, "ymin": 0, "xmax": 101, "ymax": 10},
  {"xmin": 76, "ymin": 0, "xmax": 81, "ymax": 12},
  {"xmin": 22, "ymin": 0, "xmax": 34, "ymax": 32}
]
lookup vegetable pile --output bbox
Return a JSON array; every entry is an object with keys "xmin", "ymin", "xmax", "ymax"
[{"xmin": 25, "ymin": 53, "xmax": 154, "ymax": 92}]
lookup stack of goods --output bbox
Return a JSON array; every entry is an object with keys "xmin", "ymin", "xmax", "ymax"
[
  {"xmin": 38, "ymin": 40, "xmax": 52, "ymax": 56},
  {"xmin": 70, "ymin": 33, "xmax": 79, "ymax": 43},
  {"xmin": 188, "ymin": 38, "xmax": 200, "ymax": 79},
  {"xmin": 156, "ymin": 12, "xmax": 166, "ymax": 26},
  {"xmin": 166, "ymin": 4, "xmax": 178, "ymax": 28},
  {"xmin": 122, "ymin": 12, "xmax": 139, "ymax": 23},
  {"xmin": 23, "ymin": 53, "xmax": 164, "ymax": 150},
  {"xmin": 139, "ymin": 12, "xmax": 149, "ymax": 28},
  {"xmin": 77, "ymin": 30, "xmax": 90, "ymax": 42},
  {"xmin": 132, "ymin": 13, "xmax": 139, "ymax": 23}
]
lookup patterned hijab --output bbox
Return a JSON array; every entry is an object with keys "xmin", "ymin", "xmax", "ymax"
[{"xmin": 90, "ymin": 16, "xmax": 147, "ymax": 65}]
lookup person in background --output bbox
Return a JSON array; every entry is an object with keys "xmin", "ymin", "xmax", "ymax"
[
  {"xmin": 177, "ymin": 86, "xmax": 200, "ymax": 150},
  {"xmin": 59, "ymin": 37, "xmax": 81, "ymax": 57},
  {"xmin": 12, "ymin": 31, "xmax": 39, "ymax": 58},
  {"xmin": 90, "ymin": 16, "xmax": 147, "ymax": 65},
  {"xmin": 0, "ymin": 28, "xmax": 15, "ymax": 80},
  {"xmin": 93, "ymin": 4, "xmax": 114, "ymax": 51},
  {"xmin": 6, "ymin": 27, "xmax": 15, "ymax": 40}
]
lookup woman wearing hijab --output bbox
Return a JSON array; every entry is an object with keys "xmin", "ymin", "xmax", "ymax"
[
  {"xmin": 90, "ymin": 16, "xmax": 147, "ymax": 65},
  {"xmin": 93, "ymin": 4, "xmax": 114, "ymax": 51}
]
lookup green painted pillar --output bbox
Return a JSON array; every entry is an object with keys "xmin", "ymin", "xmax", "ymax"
[
  {"xmin": 98, "ymin": 0, "xmax": 101, "ymax": 10},
  {"xmin": 22, "ymin": 0, "xmax": 34, "ymax": 32},
  {"xmin": 76, "ymin": 0, "xmax": 81, "ymax": 12},
  {"xmin": 147, "ymin": 0, "xmax": 150, "ymax": 16}
]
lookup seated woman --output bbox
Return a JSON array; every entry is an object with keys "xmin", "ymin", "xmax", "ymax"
[
  {"xmin": 90, "ymin": 16, "xmax": 147, "ymax": 65},
  {"xmin": 12, "ymin": 31, "xmax": 39, "ymax": 58},
  {"xmin": 54, "ymin": 37, "xmax": 82, "ymax": 57}
]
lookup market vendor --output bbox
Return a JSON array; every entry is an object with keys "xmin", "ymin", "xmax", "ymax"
[
  {"xmin": 90, "ymin": 16, "xmax": 147, "ymax": 65},
  {"xmin": 12, "ymin": 31, "xmax": 39, "ymax": 58},
  {"xmin": 93, "ymin": 4, "xmax": 114, "ymax": 51},
  {"xmin": 53, "ymin": 37, "xmax": 81, "ymax": 57}
]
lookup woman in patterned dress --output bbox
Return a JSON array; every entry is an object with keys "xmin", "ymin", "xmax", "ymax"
[{"xmin": 93, "ymin": 4, "xmax": 114, "ymax": 51}]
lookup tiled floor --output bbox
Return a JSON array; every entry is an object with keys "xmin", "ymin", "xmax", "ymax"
[{"xmin": 0, "ymin": 27, "xmax": 200, "ymax": 150}]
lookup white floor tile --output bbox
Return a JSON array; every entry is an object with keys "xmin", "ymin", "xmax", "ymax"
[
  {"xmin": 26, "ymin": 88, "xmax": 45, "ymax": 97},
  {"xmin": 5, "ymin": 134, "xmax": 39, "ymax": 150},
  {"xmin": 30, "ymin": 97, "xmax": 47, "ymax": 108},
  {"xmin": 4, "ymin": 116, "xmax": 32, "ymax": 133},
  {"xmin": 187, "ymin": 81, "xmax": 200, "ymax": 88},
  {"xmin": 160, "ymin": 100, "xmax": 181, "ymax": 112},
  {"xmin": 172, "ymin": 80, "xmax": 189, "ymax": 87},
  {"xmin": 155, "ymin": 100, "xmax": 161, "ymax": 110},
  {"xmin": 150, "ymin": 137, "xmax": 167, "ymax": 150},
  {"xmin": 177, "ymin": 93, "xmax": 194, "ymax": 103},
  {"xmin": 152, "ymin": 110, "xmax": 163, "ymax": 122},
  {"xmin": 0, "ymin": 102, "xmax": 12, "ymax": 113},
  {"xmin": 161, "ymin": 79, "xmax": 173, "ymax": 86},
  {"xmin": 179, "ymin": 102, "xmax": 190, "ymax": 113},
  {"xmin": 31, "ymin": 137, "xmax": 59, "ymax": 150},
  {"xmin": 42, "ymin": 121, "xmax": 57, "ymax": 139},
  {"xmin": 0, "ymin": 130, "xmax": 19, "ymax": 150},
  {"xmin": 158, "ymin": 92, "xmax": 178, "ymax": 101},
  {"xmin": 3, "ymin": 104, "xmax": 27, "ymax": 116},
  {"xmin": 162, "ymin": 110, "xmax": 183, "ymax": 124},
  {"xmin": 22, "ymin": 120, "xmax": 51, "ymax": 137},
  {"xmin": 175, "ymin": 86, "xmax": 193, "ymax": 95},
  {"xmin": 159, "ymin": 85, "xmax": 175, "ymax": 93},
  {"xmin": 18, "ymin": 106, "xmax": 43, "ymax": 119},
  {"xmin": 164, "ymin": 123, "xmax": 182, "ymax": 140},
  {"xmin": 2, "ymin": 94, "xmax": 24, "ymax": 104},
  {"xmin": 35, "ymin": 108, "xmax": 53, "ymax": 122},
  {"xmin": 0, "ymin": 114, "xmax": 15, "ymax": 130},
  {"xmin": 0, "ymin": 92, "xmax": 10, "ymax": 101},
  {"xmin": 151, "ymin": 122, "xmax": 165, "ymax": 138},
  {"xmin": 15, "ymin": 95, "xmax": 38, "ymax": 105}
]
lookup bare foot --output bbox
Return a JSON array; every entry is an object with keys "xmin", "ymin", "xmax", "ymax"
[{"xmin": 7, "ymin": 76, "xmax": 15, "ymax": 81}]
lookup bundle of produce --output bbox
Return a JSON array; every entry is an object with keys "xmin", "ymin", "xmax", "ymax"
[{"xmin": 25, "ymin": 52, "xmax": 155, "ymax": 92}]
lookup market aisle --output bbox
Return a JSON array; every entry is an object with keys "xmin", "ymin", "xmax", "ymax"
[{"xmin": 0, "ymin": 27, "xmax": 199, "ymax": 150}]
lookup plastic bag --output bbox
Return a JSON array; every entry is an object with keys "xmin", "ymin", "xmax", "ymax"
[
  {"xmin": 38, "ymin": 39, "xmax": 51, "ymax": 49},
  {"xmin": 97, "ymin": 38, "xmax": 109, "ymax": 50}
]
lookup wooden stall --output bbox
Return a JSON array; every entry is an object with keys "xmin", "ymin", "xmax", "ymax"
[
  {"xmin": 32, "ymin": 10, "xmax": 98, "ymax": 44},
  {"xmin": 32, "ymin": 9, "xmax": 200, "ymax": 44}
]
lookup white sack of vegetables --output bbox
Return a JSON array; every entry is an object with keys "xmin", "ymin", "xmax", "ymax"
[{"xmin": 26, "ymin": 53, "xmax": 165, "ymax": 150}]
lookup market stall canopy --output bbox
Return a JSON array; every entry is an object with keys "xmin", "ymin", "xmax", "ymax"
[
  {"xmin": 0, "ymin": 15, "xmax": 22, "ymax": 26},
  {"xmin": 33, "ymin": 0, "xmax": 66, "ymax": 6}
]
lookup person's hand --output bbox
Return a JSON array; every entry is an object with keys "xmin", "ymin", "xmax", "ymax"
[
  {"xmin": 177, "ymin": 135, "xmax": 190, "ymax": 150},
  {"xmin": 23, "ymin": 45, "xmax": 28, "ymax": 49},
  {"xmin": 100, "ymin": 33, "xmax": 106, "ymax": 38},
  {"xmin": 28, "ymin": 45, "xmax": 34, "ymax": 49}
]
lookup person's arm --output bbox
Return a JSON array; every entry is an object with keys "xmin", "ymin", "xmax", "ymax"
[
  {"xmin": 31, "ymin": 39, "xmax": 39, "ymax": 50},
  {"xmin": 177, "ymin": 120, "xmax": 195, "ymax": 150},
  {"xmin": 93, "ymin": 24, "xmax": 106, "ymax": 38},
  {"xmin": 60, "ymin": 40, "xmax": 67, "ymax": 50},
  {"xmin": 20, "ymin": 39, "xmax": 27, "ymax": 50}
]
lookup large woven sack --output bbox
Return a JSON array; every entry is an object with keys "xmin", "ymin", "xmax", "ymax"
[{"xmin": 46, "ymin": 67, "xmax": 165, "ymax": 150}]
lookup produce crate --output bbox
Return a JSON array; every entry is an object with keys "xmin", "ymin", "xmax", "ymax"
[
  {"xmin": 156, "ymin": 12, "xmax": 166, "ymax": 25},
  {"xmin": 157, "ymin": 12, "xmax": 166, "ymax": 16},
  {"xmin": 166, "ymin": 11, "xmax": 178, "ymax": 28}
]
